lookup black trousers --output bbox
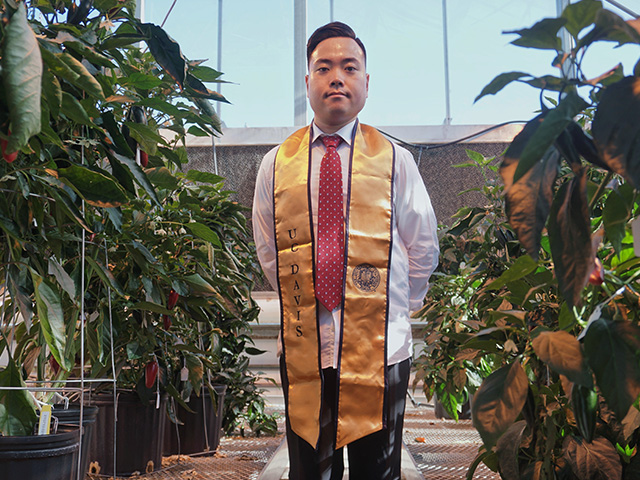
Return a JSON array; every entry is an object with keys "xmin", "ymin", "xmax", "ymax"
[{"xmin": 281, "ymin": 358, "xmax": 411, "ymax": 480}]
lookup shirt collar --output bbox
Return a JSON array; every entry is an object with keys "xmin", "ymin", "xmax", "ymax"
[{"xmin": 311, "ymin": 119, "xmax": 357, "ymax": 147}]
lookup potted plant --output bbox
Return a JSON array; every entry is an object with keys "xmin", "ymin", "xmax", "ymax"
[
  {"xmin": 418, "ymin": 1, "xmax": 640, "ymax": 478},
  {"xmin": 0, "ymin": 0, "xmax": 239, "ymax": 477}
]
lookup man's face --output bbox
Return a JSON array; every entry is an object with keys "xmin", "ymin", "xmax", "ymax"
[{"xmin": 306, "ymin": 37, "xmax": 369, "ymax": 133}]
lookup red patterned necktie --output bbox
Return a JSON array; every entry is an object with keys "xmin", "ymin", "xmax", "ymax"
[{"xmin": 316, "ymin": 135, "xmax": 344, "ymax": 311}]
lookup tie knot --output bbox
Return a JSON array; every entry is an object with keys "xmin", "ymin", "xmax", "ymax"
[{"xmin": 321, "ymin": 135, "xmax": 341, "ymax": 150}]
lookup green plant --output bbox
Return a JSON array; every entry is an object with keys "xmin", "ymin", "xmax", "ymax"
[
  {"xmin": 414, "ymin": 150, "xmax": 512, "ymax": 420},
  {"xmin": 422, "ymin": 1, "xmax": 640, "ymax": 478},
  {"xmin": 0, "ymin": 0, "xmax": 275, "ymax": 438}
]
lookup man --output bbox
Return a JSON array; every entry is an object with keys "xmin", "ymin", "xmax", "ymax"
[{"xmin": 252, "ymin": 22, "xmax": 439, "ymax": 480}]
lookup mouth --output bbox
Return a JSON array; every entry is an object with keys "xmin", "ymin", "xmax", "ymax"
[{"xmin": 326, "ymin": 91, "xmax": 348, "ymax": 99}]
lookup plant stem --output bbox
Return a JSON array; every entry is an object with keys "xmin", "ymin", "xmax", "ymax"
[{"xmin": 589, "ymin": 171, "xmax": 613, "ymax": 211}]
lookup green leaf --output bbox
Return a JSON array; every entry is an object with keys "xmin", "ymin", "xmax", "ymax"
[
  {"xmin": 186, "ymin": 170, "xmax": 224, "ymax": 185},
  {"xmin": 58, "ymin": 53, "xmax": 105, "ymax": 99},
  {"xmin": 138, "ymin": 97, "xmax": 184, "ymax": 117},
  {"xmin": 0, "ymin": 358, "xmax": 38, "ymax": 436},
  {"xmin": 109, "ymin": 152, "xmax": 161, "ymax": 207},
  {"xmin": 562, "ymin": 0, "xmax": 603, "ymax": 39},
  {"xmin": 39, "ymin": 46, "xmax": 80, "ymax": 84},
  {"xmin": 523, "ymin": 75, "xmax": 566, "ymax": 92},
  {"xmin": 190, "ymin": 64, "xmax": 224, "ymax": 82},
  {"xmin": 486, "ymin": 255, "xmax": 539, "ymax": 291},
  {"xmin": 48, "ymin": 188, "xmax": 91, "ymax": 232},
  {"xmin": 559, "ymin": 302, "xmax": 577, "ymax": 330},
  {"xmin": 186, "ymin": 74, "xmax": 229, "ymax": 103},
  {"xmin": 532, "ymin": 331, "xmax": 592, "ymax": 386},
  {"xmin": 130, "ymin": 301, "xmax": 173, "ymax": 315},
  {"xmin": 592, "ymin": 76, "xmax": 640, "ymax": 189},
  {"xmin": 187, "ymin": 222, "xmax": 221, "ymax": 247},
  {"xmin": 100, "ymin": 33, "xmax": 146, "ymax": 50},
  {"xmin": 126, "ymin": 341, "xmax": 141, "ymax": 360},
  {"xmin": 31, "ymin": 271, "xmax": 71, "ymax": 371},
  {"xmin": 506, "ymin": 17, "xmax": 566, "ymax": 50},
  {"xmin": 132, "ymin": 240, "xmax": 158, "ymax": 264},
  {"xmin": 7, "ymin": 268, "xmax": 33, "ymax": 330},
  {"xmin": 563, "ymin": 436, "xmax": 622, "ymax": 479},
  {"xmin": 193, "ymin": 97, "xmax": 222, "ymax": 135},
  {"xmin": 447, "ymin": 207, "xmax": 485, "ymax": 236},
  {"xmin": 100, "ymin": 110, "xmax": 134, "ymax": 156},
  {"xmin": 145, "ymin": 166, "xmax": 179, "ymax": 190},
  {"xmin": 61, "ymin": 91, "xmax": 93, "ymax": 125},
  {"xmin": 187, "ymin": 125, "xmax": 211, "ymax": 137},
  {"xmin": 0, "ymin": 212, "xmax": 26, "ymax": 244},
  {"xmin": 565, "ymin": 121, "xmax": 609, "ymax": 170},
  {"xmin": 122, "ymin": 72, "xmax": 164, "ymax": 90},
  {"xmin": 583, "ymin": 314, "xmax": 640, "ymax": 419},
  {"xmin": 185, "ymin": 353, "xmax": 204, "ymax": 392},
  {"xmin": 496, "ymin": 420, "xmax": 527, "ymax": 480},
  {"xmin": 475, "ymin": 72, "xmax": 532, "ymax": 102},
  {"xmin": 85, "ymin": 256, "xmax": 126, "ymax": 297},
  {"xmin": 42, "ymin": 67, "xmax": 62, "ymax": 119},
  {"xmin": 501, "ymin": 146, "xmax": 559, "ymax": 260},
  {"xmin": 472, "ymin": 362, "xmax": 529, "ymax": 449},
  {"xmin": 184, "ymin": 273, "xmax": 218, "ymax": 296},
  {"xmin": 58, "ymin": 164, "xmax": 129, "ymax": 208},
  {"xmin": 106, "ymin": 155, "xmax": 136, "ymax": 195},
  {"xmin": 47, "ymin": 257, "xmax": 77, "ymax": 300},
  {"xmin": 137, "ymin": 23, "xmax": 187, "ymax": 88},
  {"xmin": 548, "ymin": 171, "xmax": 592, "ymax": 308},
  {"xmin": 123, "ymin": 121, "xmax": 163, "ymax": 155},
  {"xmin": 1, "ymin": 2, "xmax": 43, "ymax": 153},
  {"xmin": 63, "ymin": 41, "xmax": 116, "ymax": 69},
  {"xmin": 577, "ymin": 9, "xmax": 640, "ymax": 49},
  {"xmin": 603, "ymin": 186, "xmax": 633, "ymax": 256},
  {"xmin": 513, "ymin": 91, "xmax": 589, "ymax": 183}
]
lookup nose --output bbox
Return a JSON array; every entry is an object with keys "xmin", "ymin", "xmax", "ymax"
[{"xmin": 330, "ymin": 70, "xmax": 344, "ymax": 87}]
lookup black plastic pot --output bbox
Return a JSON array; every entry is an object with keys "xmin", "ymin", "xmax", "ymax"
[
  {"xmin": 0, "ymin": 424, "xmax": 80, "ymax": 480},
  {"xmin": 87, "ymin": 391, "xmax": 167, "ymax": 476},
  {"xmin": 52, "ymin": 404, "xmax": 98, "ymax": 480},
  {"xmin": 164, "ymin": 385, "xmax": 227, "ymax": 455}
]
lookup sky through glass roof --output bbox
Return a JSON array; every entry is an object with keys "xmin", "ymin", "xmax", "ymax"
[{"xmin": 145, "ymin": 0, "xmax": 640, "ymax": 129}]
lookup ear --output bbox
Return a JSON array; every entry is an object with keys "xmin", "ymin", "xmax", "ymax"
[
  {"xmin": 366, "ymin": 73, "xmax": 370, "ymax": 98},
  {"xmin": 305, "ymin": 74, "xmax": 310, "ymax": 98}
]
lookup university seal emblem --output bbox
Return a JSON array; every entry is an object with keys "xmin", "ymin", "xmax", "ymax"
[{"xmin": 352, "ymin": 263, "xmax": 380, "ymax": 292}]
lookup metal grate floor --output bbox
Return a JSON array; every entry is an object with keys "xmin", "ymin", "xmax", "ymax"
[
  {"xmin": 86, "ymin": 404, "xmax": 500, "ymax": 480},
  {"xmin": 86, "ymin": 435, "xmax": 284, "ymax": 480},
  {"xmin": 403, "ymin": 407, "xmax": 499, "ymax": 480}
]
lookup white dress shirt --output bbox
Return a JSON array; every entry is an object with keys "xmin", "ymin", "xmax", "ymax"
[{"xmin": 252, "ymin": 120, "xmax": 439, "ymax": 368}]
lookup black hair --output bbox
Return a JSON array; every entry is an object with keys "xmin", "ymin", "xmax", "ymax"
[{"xmin": 306, "ymin": 21, "xmax": 366, "ymax": 65}]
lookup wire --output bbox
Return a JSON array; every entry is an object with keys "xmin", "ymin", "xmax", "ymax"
[
  {"xmin": 376, "ymin": 120, "xmax": 527, "ymax": 152},
  {"xmin": 160, "ymin": 0, "xmax": 179, "ymax": 27},
  {"xmin": 603, "ymin": 0, "xmax": 640, "ymax": 18}
]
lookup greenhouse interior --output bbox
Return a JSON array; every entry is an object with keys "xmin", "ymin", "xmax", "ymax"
[{"xmin": 1, "ymin": 0, "xmax": 640, "ymax": 479}]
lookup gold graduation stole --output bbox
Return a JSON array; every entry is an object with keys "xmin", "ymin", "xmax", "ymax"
[{"xmin": 273, "ymin": 122, "xmax": 394, "ymax": 449}]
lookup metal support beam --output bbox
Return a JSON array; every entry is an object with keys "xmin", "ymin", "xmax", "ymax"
[
  {"xmin": 294, "ymin": 0, "xmax": 308, "ymax": 126},
  {"xmin": 217, "ymin": 0, "xmax": 223, "ymax": 118},
  {"xmin": 556, "ymin": 0, "xmax": 576, "ymax": 79},
  {"xmin": 442, "ymin": 0, "xmax": 452, "ymax": 125},
  {"xmin": 135, "ymin": 0, "xmax": 145, "ymax": 21}
]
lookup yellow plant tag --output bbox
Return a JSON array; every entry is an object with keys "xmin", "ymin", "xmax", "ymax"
[
  {"xmin": 633, "ymin": 216, "xmax": 640, "ymax": 258},
  {"xmin": 38, "ymin": 405, "xmax": 52, "ymax": 435}
]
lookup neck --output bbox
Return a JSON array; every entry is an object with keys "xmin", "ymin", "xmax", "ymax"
[{"xmin": 313, "ymin": 117, "xmax": 356, "ymax": 134}]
